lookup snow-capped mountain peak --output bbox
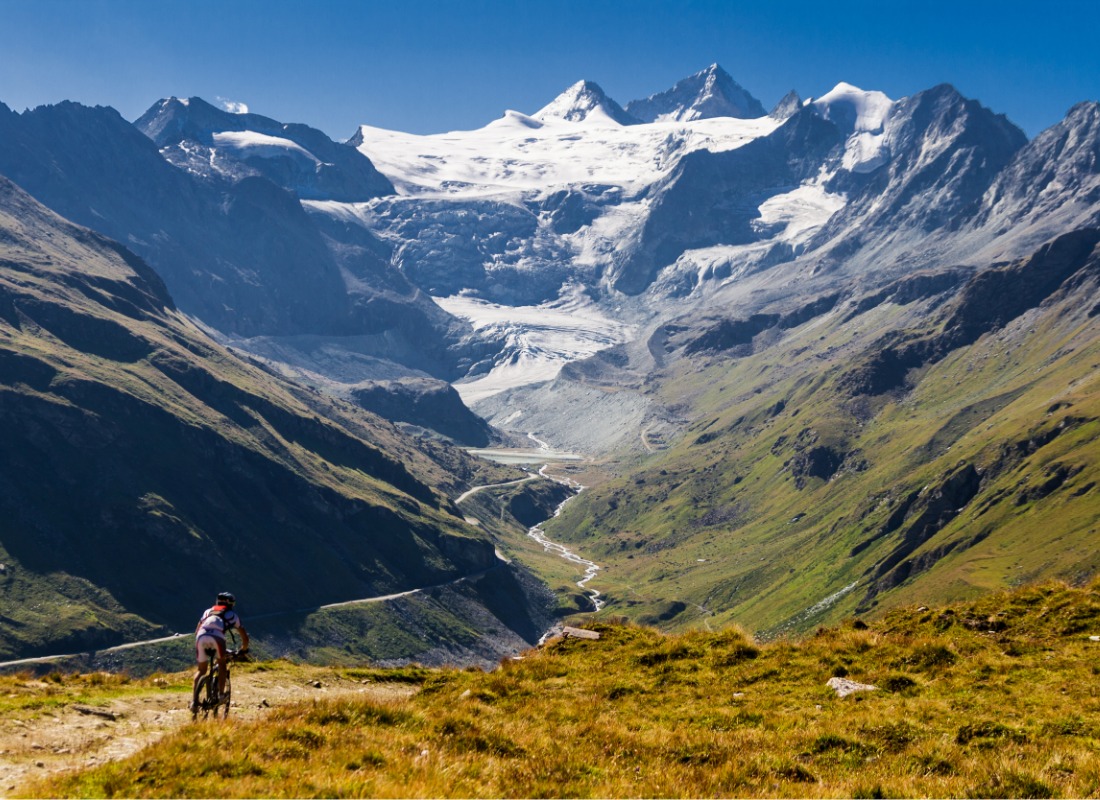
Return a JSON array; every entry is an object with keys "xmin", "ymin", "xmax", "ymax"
[
  {"xmin": 532, "ymin": 80, "xmax": 639, "ymax": 126},
  {"xmin": 625, "ymin": 63, "xmax": 767, "ymax": 122},
  {"xmin": 811, "ymin": 82, "xmax": 894, "ymax": 133},
  {"xmin": 135, "ymin": 96, "xmax": 394, "ymax": 201}
]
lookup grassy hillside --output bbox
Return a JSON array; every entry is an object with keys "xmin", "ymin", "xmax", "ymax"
[
  {"xmin": 22, "ymin": 579, "xmax": 1100, "ymax": 798},
  {"xmin": 547, "ymin": 231, "xmax": 1100, "ymax": 635},
  {"xmin": 0, "ymin": 175, "xmax": 543, "ymax": 663}
]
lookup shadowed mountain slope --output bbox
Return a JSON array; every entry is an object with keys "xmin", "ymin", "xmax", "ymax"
[{"xmin": 0, "ymin": 176, "xmax": 549, "ymax": 661}]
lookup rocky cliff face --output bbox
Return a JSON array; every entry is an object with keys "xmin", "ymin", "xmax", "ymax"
[
  {"xmin": 966, "ymin": 100, "xmax": 1100, "ymax": 258},
  {"xmin": 350, "ymin": 378, "xmax": 494, "ymax": 447},
  {"xmin": 807, "ymin": 84, "xmax": 1028, "ymax": 272},
  {"xmin": 625, "ymin": 64, "xmax": 767, "ymax": 122}
]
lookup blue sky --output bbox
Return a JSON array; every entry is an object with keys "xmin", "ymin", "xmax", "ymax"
[{"xmin": 2, "ymin": 0, "xmax": 1098, "ymax": 140}]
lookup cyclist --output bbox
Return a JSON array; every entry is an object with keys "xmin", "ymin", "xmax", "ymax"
[{"xmin": 192, "ymin": 591, "xmax": 250, "ymax": 713}]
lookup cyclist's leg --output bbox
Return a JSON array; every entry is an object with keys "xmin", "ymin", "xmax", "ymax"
[
  {"xmin": 192, "ymin": 637, "xmax": 212, "ymax": 711},
  {"xmin": 214, "ymin": 636, "xmax": 228, "ymax": 698}
]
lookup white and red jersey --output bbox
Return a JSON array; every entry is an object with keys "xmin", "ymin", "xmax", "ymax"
[{"xmin": 195, "ymin": 605, "xmax": 243, "ymax": 641}]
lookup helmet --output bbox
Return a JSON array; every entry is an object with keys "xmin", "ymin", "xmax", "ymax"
[{"xmin": 216, "ymin": 591, "xmax": 236, "ymax": 607}]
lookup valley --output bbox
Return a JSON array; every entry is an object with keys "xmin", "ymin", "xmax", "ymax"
[{"xmin": 0, "ymin": 60, "xmax": 1098, "ymax": 673}]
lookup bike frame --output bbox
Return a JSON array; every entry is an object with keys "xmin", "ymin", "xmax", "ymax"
[{"xmin": 192, "ymin": 630, "xmax": 245, "ymax": 720}]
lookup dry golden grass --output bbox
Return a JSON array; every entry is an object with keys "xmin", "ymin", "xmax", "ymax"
[{"xmin": 26, "ymin": 580, "xmax": 1100, "ymax": 798}]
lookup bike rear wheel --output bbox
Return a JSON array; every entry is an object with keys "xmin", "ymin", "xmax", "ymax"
[
  {"xmin": 194, "ymin": 674, "xmax": 216, "ymax": 720},
  {"xmin": 220, "ymin": 674, "xmax": 232, "ymax": 718}
]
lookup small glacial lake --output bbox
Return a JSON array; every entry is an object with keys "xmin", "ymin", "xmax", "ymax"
[{"xmin": 466, "ymin": 447, "xmax": 583, "ymax": 465}]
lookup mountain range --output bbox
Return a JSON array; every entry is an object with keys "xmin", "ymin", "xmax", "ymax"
[{"xmin": 0, "ymin": 63, "xmax": 1098, "ymax": 661}]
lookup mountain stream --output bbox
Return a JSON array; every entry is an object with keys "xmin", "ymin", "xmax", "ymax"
[{"xmin": 529, "ymin": 462, "xmax": 605, "ymax": 614}]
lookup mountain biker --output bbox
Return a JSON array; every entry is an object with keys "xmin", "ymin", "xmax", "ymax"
[{"xmin": 192, "ymin": 591, "xmax": 250, "ymax": 713}]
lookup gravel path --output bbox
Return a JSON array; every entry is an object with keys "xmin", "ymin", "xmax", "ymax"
[{"xmin": 0, "ymin": 671, "xmax": 415, "ymax": 796}]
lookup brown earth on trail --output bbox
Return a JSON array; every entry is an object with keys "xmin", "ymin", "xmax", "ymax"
[{"xmin": 0, "ymin": 670, "xmax": 415, "ymax": 797}]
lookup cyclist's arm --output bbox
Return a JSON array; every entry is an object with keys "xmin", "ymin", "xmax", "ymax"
[{"xmin": 237, "ymin": 624, "xmax": 250, "ymax": 651}]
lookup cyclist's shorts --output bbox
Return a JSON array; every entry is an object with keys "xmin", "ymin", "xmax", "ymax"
[{"xmin": 195, "ymin": 633, "xmax": 226, "ymax": 664}]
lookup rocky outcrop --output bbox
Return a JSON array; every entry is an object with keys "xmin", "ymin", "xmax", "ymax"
[
  {"xmin": 350, "ymin": 378, "xmax": 494, "ymax": 447},
  {"xmin": 812, "ymin": 84, "xmax": 1027, "ymax": 261},
  {"xmin": 841, "ymin": 229, "xmax": 1100, "ymax": 396},
  {"xmin": 770, "ymin": 90, "xmax": 803, "ymax": 121},
  {"xmin": 790, "ymin": 446, "xmax": 846, "ymax": 485},
  {"xmin": 682, "ymin": 293, "xmax": 841, "ymax": 356},
  {"xmin": 843, "ymin": 269, "xmax": 968, "ymax": 321},
  {"xmin": 970, "ymin": 101, "xmax": 1100, "ymax": 253},
  {"xmin": 857, "ymin": 463, "xmax": 984, "ymax": 609}
]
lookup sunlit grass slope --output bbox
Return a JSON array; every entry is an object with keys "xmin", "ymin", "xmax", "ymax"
[
  {"xmin": 549, "ymin": 232, "xmax": 1100, "ymax": 635},
  {"xmin": 27, "ymin": 579, "xmax": 1100, "ymax": 799}
]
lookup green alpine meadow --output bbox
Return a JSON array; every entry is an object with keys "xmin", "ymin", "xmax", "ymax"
[{"xmin": 19, "ymin": 580, "xmax": 1100, "ymax": 798}]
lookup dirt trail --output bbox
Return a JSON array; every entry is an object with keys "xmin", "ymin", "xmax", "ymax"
[{"xmin": 0, "ymin": 671, "xmax": 415, "ymax": 796}]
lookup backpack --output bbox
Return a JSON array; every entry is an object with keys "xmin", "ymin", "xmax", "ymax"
[{"xmin": 201, "ymin": 604, "xmax": 234, "ymax": 635}]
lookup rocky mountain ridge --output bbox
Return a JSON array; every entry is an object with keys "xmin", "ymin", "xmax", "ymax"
[
  {"xmin": 136, "ymin": 96, "xmax": 395, "ymax": 201},
  {"xmin": 0, "ymin": 96, "xmax": 506, "ymax": 445}
]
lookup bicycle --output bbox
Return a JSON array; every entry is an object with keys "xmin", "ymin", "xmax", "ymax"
[{"xmin": 192, "ymin": 636, "xmax": 250, "ymax": 720}]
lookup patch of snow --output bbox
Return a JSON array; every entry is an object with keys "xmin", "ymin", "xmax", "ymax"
[
  {"xmin": 668, "ymin": 241, "xmax": 775, "ymax": 290},
  {"xmin": 211, "ymin": 131, "xmax": 321, "ymax": 165},
  {"xmin": 812, "ymin": 82, "xmax": 893, "ymax": 133},
  {"xmin": 302, "ymin": 199, "xmax": 373, "ymax": 225},
  {"xmin": 438, "ymin": 284, "xmax": 636, "ymax": 403},
  {"xmin": 757, "ymin": 183, "xmax": 847, "ymax": 245},
  {"xmin": 486, "ymin": 109, "xmax": 545, "ymax": 130},
  {"xmin": 811, "ymin": 83, "xmax": 894, "ymax": 174},
  {"xmin": 566, "ymin": 198, "xmax": 651, "ymax": 267},
  {"xmin": 657, "ymin": 180, "xmax": 846, "ymax": 293},
  {"xmin": 842, "ymin": 130, "xmax": 890, "ymax": 173}
]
